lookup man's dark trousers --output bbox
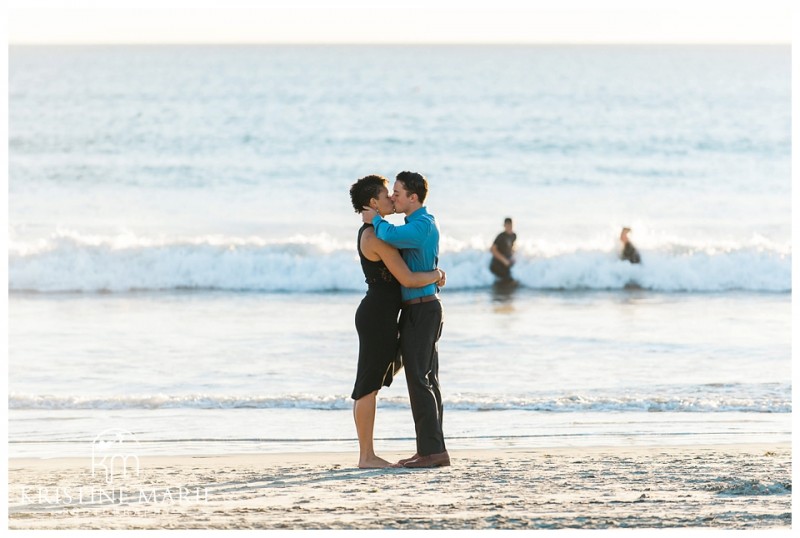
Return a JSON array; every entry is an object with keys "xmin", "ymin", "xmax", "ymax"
[{"xmin": 399, "ymin": 299, "xmax": 446, "ymax": 456}]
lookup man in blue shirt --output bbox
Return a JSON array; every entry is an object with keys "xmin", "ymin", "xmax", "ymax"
[{"xmin": 361, "ymin": 171, "xmax": 449, "ymax": 468}]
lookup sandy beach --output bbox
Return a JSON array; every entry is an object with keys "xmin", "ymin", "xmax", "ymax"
[{"xmin": 7, "ymin": 443, "xmax": 791, "ymax": 530}]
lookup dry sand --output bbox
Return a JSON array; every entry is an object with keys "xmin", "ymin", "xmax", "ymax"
[{"xmin": 7, "ymin": 443, "xmax": 791, "ymax": 530}]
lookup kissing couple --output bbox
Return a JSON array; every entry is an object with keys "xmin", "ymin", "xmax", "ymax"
[{"xmin": 348, "ymin": 171, "xmax": 450, "ymax": 469}]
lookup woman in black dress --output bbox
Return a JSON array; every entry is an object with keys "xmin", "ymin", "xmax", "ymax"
[{"xmin": 349, "ymin": 175, "xmax": 445, "ymax": 468}]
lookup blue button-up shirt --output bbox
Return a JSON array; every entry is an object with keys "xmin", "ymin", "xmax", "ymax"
[{"xmin": 372, "ymin": 207, "xmax": 439, "ymax": 301}]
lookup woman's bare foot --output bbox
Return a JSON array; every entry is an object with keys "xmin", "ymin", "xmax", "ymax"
[{"xmin": 358, "ymin": 455, "xmax": 392, "ymax": 469}]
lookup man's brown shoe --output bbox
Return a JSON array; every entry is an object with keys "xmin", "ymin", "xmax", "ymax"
[
  {"xmin": 402, "ymin": 450, "xmax": 450, "ymax": 468},
  {"xmin": 396, "ymin": 453, "xmax": 419, "ymax": 466}
]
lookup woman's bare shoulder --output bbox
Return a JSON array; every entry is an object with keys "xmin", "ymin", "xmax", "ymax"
[
  {"xmin": 360, "ymin": 226, "xmax": 377, "ymax": 246},
  {"xmin": 359, "ymin": 226, "xmax": 382, "ymax": 260}
]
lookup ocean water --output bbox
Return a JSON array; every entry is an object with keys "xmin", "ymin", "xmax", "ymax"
[{"xmin": 8, "ymin": 45, "xmax": 791, "ymax": 458}]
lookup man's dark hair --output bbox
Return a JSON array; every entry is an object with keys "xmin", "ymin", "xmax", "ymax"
[
  {"xmin": 396, "ymin": 171, "xmax": 428, "ymax": 204},
  {"xmin": 504, "ymin": 217, "xmax": 513, "ymax": 225},
  {"xmin": 349, "ymin": 175, "xmax": 388, "ymax": 213}
]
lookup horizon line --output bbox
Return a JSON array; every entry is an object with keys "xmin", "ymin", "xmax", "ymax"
[{"xmin": 8, "ymin": 41, "xmax": 791, "ymax": 46}]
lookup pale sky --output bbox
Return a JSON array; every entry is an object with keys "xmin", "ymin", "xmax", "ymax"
[{"xmin": 6, "ymin": 0, "xmax": 794, "ymax": 44}]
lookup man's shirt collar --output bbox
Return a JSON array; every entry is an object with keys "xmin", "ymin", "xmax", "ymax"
[{"xmin": 404, "ymin": 206, "xmax": 427, "ymax": 224}]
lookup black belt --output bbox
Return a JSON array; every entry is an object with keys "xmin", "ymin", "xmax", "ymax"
[{"xmin": 402, "ymin": 294, "xmax": 439, "ymax": 307}]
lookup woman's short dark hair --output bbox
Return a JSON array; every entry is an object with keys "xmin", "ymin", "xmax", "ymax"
[
  {"xmin": 350, "ymin": 175, "xmax": 388, "ymax": 213},
  {"xmin": 396, "ymin": 171, "xmax": 428, "ymax": 204}
]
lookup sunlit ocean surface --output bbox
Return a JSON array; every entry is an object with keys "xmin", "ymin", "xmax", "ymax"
[{"xmin": 8, "ymin": 45, "xmax": 790, "ymax": 457}]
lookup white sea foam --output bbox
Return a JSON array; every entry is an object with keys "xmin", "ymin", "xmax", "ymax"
[
  {"xmin": 9, "ymin": 384, "xmax": 790, "ymax": 413},
  {"xmin": 9, "ymin": 232, "xmax": 791, "ymax": 293}
]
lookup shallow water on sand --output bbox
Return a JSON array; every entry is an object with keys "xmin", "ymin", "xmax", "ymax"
[{"xmin": 8, "ymin": 289, "xmax": 790, "ymax": 457}]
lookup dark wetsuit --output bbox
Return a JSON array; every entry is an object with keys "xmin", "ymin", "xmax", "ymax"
[
  {"xmin": 622, "ymin": 242, "xmax": 641, "ymax": 264},
  {"xmin": 489, "ymin": 231, "xmax": 517, "ymax": 281},
  {"xmin": 351, "ymin": 224, "xmax": 403, "ymax": 400}
]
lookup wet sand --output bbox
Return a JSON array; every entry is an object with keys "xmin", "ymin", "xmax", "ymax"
[{"xmin": 7, "ymin": 443, "xmax": 791, "ymax": 530}]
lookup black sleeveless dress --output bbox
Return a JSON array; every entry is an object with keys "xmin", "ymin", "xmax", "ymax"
[{"xmin": 351, "ymin": 224, "xmax": 403, "ymax": 400}]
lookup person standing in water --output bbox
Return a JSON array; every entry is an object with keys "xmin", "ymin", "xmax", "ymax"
[{"xmin": 490, "ymin": 217, "xmax": 517, "ymax": 282}]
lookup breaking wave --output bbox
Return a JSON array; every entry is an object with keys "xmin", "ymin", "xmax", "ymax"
[{"xmin": 9, "ymin": 232, "xmax": 790, "ymax": 293}]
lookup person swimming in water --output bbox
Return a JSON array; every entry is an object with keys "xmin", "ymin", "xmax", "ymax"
[{"xmin": 620, "ymin": 227, "xmax": 641, "ymax": 264}]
